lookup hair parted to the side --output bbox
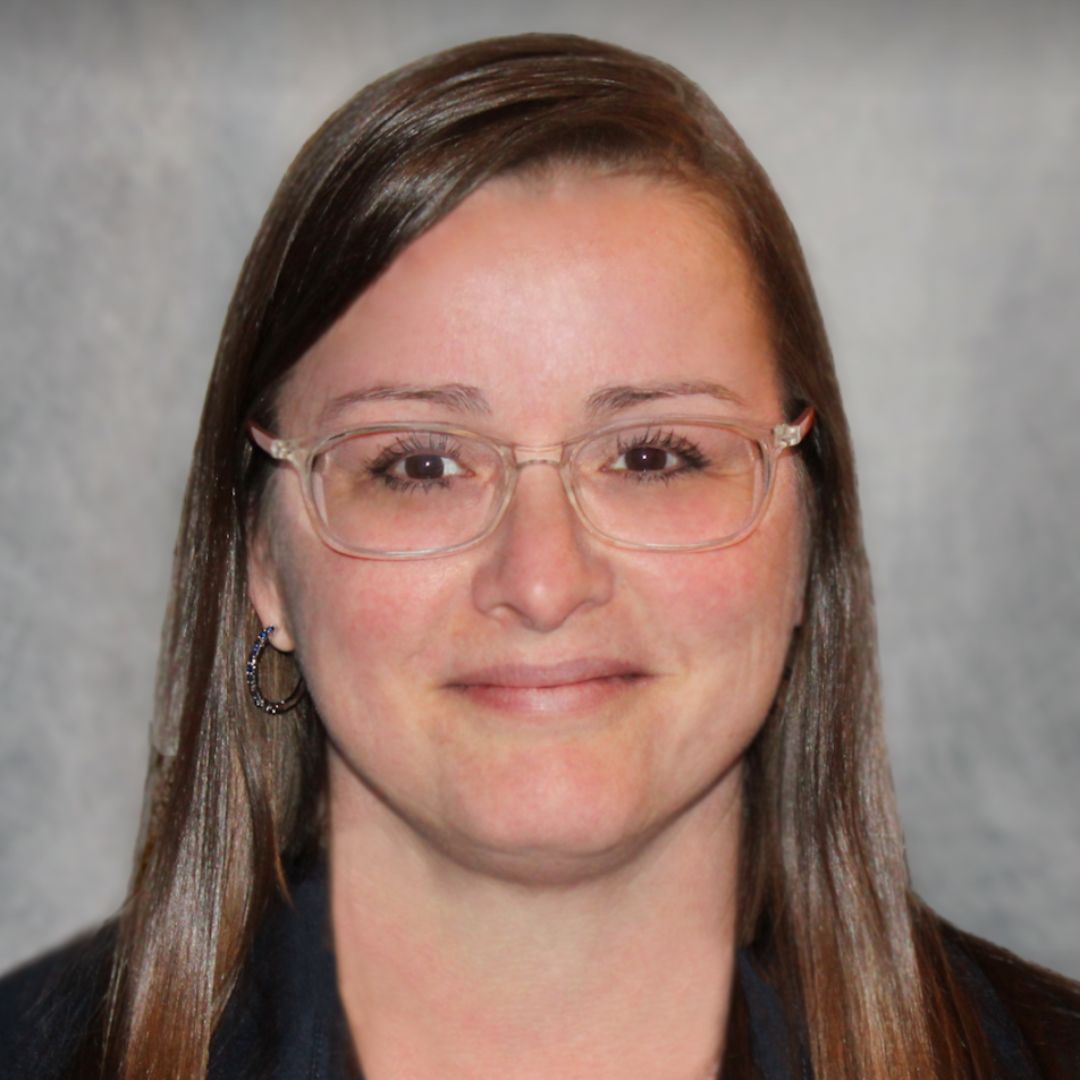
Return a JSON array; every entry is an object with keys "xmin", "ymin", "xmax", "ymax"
[{"xmin": 68, "ymin": 32, "xmax": 1054, "ymax": 1079}]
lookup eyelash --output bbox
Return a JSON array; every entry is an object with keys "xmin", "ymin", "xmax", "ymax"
[
  {"xmin": 613, "ymin": 429, "xmax": 710, "ymax": 481},
  {"xmin": 351, "ymin": 427, "xmax": 712, "ymax": 492},
  {"xmin": 367, "ymin": 434, "xmax": 463, "ymax": 491}
]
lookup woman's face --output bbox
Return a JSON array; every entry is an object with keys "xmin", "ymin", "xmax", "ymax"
[{"xmin": 250, "ymin": 171, "xmax": 807, "ymax": 883}]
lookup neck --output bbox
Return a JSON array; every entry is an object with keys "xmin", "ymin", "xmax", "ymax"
[{"xmin": 328, "ymin": 765, "xmax": 741, "ymax": 1080}]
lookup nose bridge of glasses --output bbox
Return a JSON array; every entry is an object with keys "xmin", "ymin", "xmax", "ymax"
[
  {"xmin": 502, "ymin": 443, "xmax": 580, "ymax": 520},
  {"xmin": 509, "ymin": 443, "xmax": 566, "ymax": 470},
  {"xmin": 499, "ymin": 442, "xmax": 587, "ymax": 542}
]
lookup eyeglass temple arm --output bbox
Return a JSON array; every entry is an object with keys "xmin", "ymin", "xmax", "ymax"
[
  {"xmin": 248, "ymin": 422, "xmax": 288, "ymax": 461},
  {"xmin": 246, "ymin": 412, "xmax": 816, "ymax": 461},
  {"xmin": 774, "ymin": 406, "xmax": 815, "ymax": 449}
]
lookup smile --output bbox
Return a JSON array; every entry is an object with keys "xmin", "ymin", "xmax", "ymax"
[{"xmin": 448, "ymin": 659, "xmax": 650, "ymax": 716}]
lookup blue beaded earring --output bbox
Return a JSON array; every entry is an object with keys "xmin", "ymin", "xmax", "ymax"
[{"xmin": 246, "ymin": 626, "xmax": 305, "ymax": 715}]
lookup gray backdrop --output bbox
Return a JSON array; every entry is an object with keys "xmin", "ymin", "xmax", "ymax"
[{"xmin": 2, "ymin": 0, "xmax": 1078, "ymax": 979}]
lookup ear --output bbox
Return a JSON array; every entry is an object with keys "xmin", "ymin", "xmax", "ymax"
[{"xmin": 246, "ymin": 517, "xmax": 297, "ymax": 653}]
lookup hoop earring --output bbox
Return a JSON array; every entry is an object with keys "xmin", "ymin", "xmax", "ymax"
[{"xmin": 246, "ymin": 626, "xmax": 305, "ymax": 715}]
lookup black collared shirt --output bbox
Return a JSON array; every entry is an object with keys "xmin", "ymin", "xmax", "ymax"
[
  {"xmin": 1, "ymin": 865, "xmax": 1050, "ymax": 1078},
  {"xmin": 212, "ymin": 868, "xmax": 808, "ymax": 1079}
]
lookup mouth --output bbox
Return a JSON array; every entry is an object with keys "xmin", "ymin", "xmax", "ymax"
[{"xmin": 447, "ymin": 659, "xmax": 650, "ymax": 716}]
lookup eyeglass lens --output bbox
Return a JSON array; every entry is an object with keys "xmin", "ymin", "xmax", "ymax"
[{"xmin": 310, "ymin": 423, "xmax": 766, "ymax": 554}]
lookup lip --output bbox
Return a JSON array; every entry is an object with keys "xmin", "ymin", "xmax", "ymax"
[
  {"xmin": 447, "ymin": 658, "xmax": 650, "ymax": 716},
  {"xmin": 450, "ymin": 658, "xmax": 647, "ymax": 689}
]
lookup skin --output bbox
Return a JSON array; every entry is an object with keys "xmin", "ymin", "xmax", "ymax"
[{"xmin": 249, "ymin": 170, "xmax": 807, "ymax": 1079}]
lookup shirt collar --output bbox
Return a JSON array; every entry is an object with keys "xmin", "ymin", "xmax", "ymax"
[{"xmin": 215, "ymin": 864, "xmax": 807, "ymax": 1080}]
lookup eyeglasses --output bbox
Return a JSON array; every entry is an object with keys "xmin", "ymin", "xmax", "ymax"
[{"xmin": 249, "ymin": 409, "xmax": 814, "ymax": 560}]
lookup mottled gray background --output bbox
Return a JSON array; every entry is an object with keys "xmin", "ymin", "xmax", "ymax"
[{"xmin": 1, "ymin": 0, "xmax": 1077, "ymax": 978}]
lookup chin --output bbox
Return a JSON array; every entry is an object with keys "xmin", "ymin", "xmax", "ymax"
[{"xmin": 429, "ymin": 743, "xmax": 673, "ymax": 885}]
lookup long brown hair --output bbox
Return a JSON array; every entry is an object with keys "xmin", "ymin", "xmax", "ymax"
[{"xmin": 72, "ymin": 32, "xmax": 1063, "ymax": 1078}]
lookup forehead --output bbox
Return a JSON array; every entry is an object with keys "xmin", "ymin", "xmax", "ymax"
[{"xmin": 276, "ymin": 170, "xmax": 781, "ymax": 436}]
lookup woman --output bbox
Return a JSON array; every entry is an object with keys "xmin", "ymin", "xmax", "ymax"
[{"xmin": 2, "ymin": 32, "xmax": 1078, "ymax": 1079}]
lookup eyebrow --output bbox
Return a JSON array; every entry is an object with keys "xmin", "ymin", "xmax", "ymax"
[
  {"xmin": 316, "ymin": 378, "xmax": 746, "ymax": 429},
  {"xmin": 585, "ymin": 380, "xmax": 746, "ymax": 416},
  {"xmin": 317, "ymin": 382, "xmax": 492, "ymax": 427}
]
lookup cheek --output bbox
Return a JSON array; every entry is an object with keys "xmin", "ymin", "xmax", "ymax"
[
  {"xmin": 639, "ymin": 532, "xmax": 802, "ymax": 654},
  {"xmin": 280, "ymin": 544, "xmax": 456, "ymax": 677},
  {"xmin": 264, "ymin": 473, "xmax": 451, "ymax": 649},
  {"xmin": 631, "ymin": 499, "xmax": 806, "ymax": 748},
  {"xmin": 276, "ymin": 547, "xmax": 460, "ymax": 799}
]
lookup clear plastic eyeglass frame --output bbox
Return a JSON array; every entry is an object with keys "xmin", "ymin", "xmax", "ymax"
[{"xmin": 248, "ymin": 408, "xmax": 815, "ymax": 560}]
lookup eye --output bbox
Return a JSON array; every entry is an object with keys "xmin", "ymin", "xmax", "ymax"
[
  {"xmin": 608, "ymin": 430, "xmax": 708, "ymax": 477},
  {"xmin": 385, "ymin": 452, "xmax": 466, "ymax": 481},
  {"xmin": 615, "ymin": 446, "xmax": 683, "ymax": 473},
  {"xmin": 363, "ymin": 433, "xmax": 473, "ymax": 491}
]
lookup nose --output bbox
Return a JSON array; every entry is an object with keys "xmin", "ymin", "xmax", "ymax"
[{"xmin": 470, "ymin": 461, "xmax": 614, "ymax": 632}]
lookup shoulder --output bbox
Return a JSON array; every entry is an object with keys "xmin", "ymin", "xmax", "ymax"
[
  {"xmin": 941, "ymin": 920, "xmax": 1080, "ymax": 1078},
  {"xmin": 0, "ymin": 924, "xmax": 114, "ymax": 1079}
]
